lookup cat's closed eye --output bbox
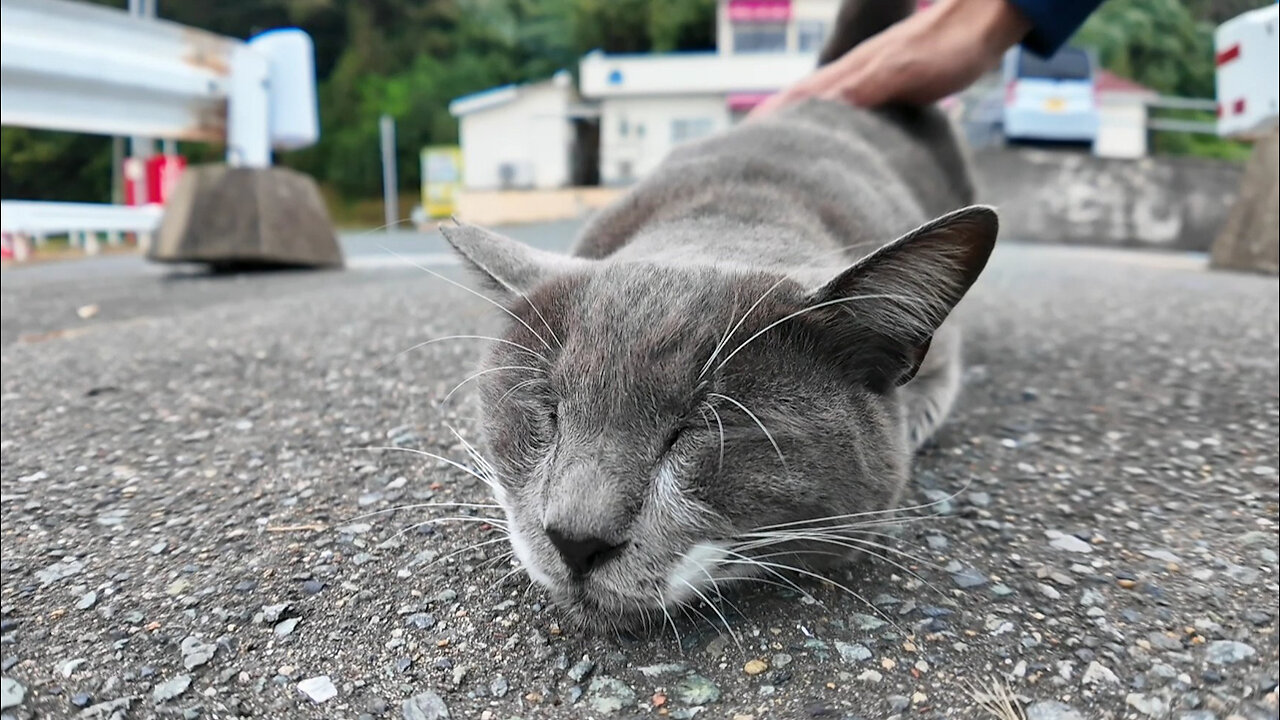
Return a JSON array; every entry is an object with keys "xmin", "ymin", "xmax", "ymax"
[{"xmin": 662, "ymin": 426, "xmax": 683, "ymax": 454}]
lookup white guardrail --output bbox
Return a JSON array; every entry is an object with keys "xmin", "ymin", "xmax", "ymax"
[
  {"xmin": 0, "ymin": 0, "xmax": 318, "ymax": 252},
  {"xmin": 0, "ymin": 202, "xmax": 163, "ymax": 260}
]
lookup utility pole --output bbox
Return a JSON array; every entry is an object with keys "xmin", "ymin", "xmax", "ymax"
[{"xmin": 380, "ymin": 114, "xmax": 399, "ymax": 232}]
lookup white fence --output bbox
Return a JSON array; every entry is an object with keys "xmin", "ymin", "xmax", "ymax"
[
  {"xmin": 0, "ymin": 201, "xmax": 163, "ymax": 260},
  {"xmin": 0, "ymin": 0, "xmax": 318, "ymax": 254}
]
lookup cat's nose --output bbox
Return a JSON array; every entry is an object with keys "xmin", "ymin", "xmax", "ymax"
[{"xmin": 545, "ymin": 527, "xmax": 627, "ymax": 577}]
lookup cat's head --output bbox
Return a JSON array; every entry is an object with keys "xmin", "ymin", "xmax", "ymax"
[{"xmin": 441, "ymin": 206, "xmax": 997, "ymax": 631}]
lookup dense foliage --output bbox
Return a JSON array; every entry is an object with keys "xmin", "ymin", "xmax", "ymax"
[{"xmin": 0, "ymin": 0, "xmax": 1264, "ymax": 204}]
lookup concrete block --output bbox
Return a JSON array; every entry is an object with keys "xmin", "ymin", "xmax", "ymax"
[
  {"xmin": 149, "ymin": 164, "xmax": 342, "ymax": 269},
  {"xmin": 973, "ymin": 148, "xmax": 1241, "ymax": 252},
  {"xmin": 1210, "ymin": 127, "xmax": 1279, "ymax": 275}
]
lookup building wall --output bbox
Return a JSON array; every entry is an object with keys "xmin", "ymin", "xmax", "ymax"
[
  {"xmin": 457, "ymin": 84, "xmax": 573, "ymax": 190},
  {"xmin": 717, "ymin": 0, "xmax": 839, "ymax": 55},
  {"xmin": 1093, "ymin": 96, "xmax": 1149, "ymax": 159},
  {"xmin": 598, "ymin": 95, "xmax": 732, "ymax": 185}
]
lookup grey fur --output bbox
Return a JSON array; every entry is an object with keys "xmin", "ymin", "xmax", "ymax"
[{"xmin": 441, "ymin": 0, "xmax": 998, "ymax": 630}]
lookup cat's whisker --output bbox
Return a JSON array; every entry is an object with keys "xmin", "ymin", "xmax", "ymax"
[
  {"xmin": 676, "ymin": 597, "xmax": 717, "ymax": 640},
  {"xmin": 351, "ymin": 218, "xmax": 420, "ymax": 238},
  {"xmin": 441, "ymin": 220, "xmax": 565, "ymax": 352},
  {"xmin": 679, "ymin": 577, "xmax": 743, "ymax": 651},
  {"xmin": 745, "ymin": 548, "xmax": 852, "ymax": 563},
  {"xmin": 420, "ymin": 535, "xmax": 513, "ymax": 570},
  {"xmin": 361, "ymin": 445, "xmax": 500, "ymax": 493},
  {"xmin": 700, "ymin": 301, "xmax": 742, "ymax": 380},
  {"xmin": 737, "ymin": 529, "xmax": 942, "ymax": 572},
  {"xmin": 707, "ymin": 392, "xmax": 787, "ymax": 474},
  {"xmin": 700, "ymin": 401, "xmax": 726, "ymax": 473},
  {"xmin": 656, "ymin": 589, "xmax": 685, "ymax": 650},
  {"xmin": 715, "ymin": 554, "xmax": 906, "ymax": 637},
  {"xmin": 747, "ymin": 481, "xmax": 972, "ymax": 532},
  {"xmin": 444, "ymin": 423, "xmax": 502, "ymax": 481},
  {"xmin": 696, "ymin": 563, "xmax": 738, "ymax": 614},
  {"xmin": 714, "ymin": 547, "xmax": 822, "ymax": 605},
  {"xmin": 714, "ymin": 292, "xmax": 926, "ymax": 373},
  {"xmin": 498, "ymin": 377, "xmax": 544, "ymax": 404},
  {"xmin": 495, "ymin": 563, "xmax": 529, "ymax": 587},
  {"xmin": 734, "ymin": 534, "xmax": 947, "ymax": 598},
  {"xmin": 709, "ymin": 574, "xmax": 817, "ymax": 597},
  {"xmin": 626, "ymin": 597, "xmax": 646, "ymax": 633},
  {"xmin": 342, "ymin": 501, "xmax": 505, "ymax": 523},
  {"xmin": 389, "ymin": 515, "xmax": 509, "ymax": 543},
  {"xmin": 772, "ymin": 507, "xmax": 957, "ymax": 532},
  {"xmin": 480, "ymin": 550, "xmax": 516, "ymax": 571},
  {"xmin": 518, "ymin": 294, "xmax": 564, "ymax": 351},
  {"xmin": 382, "ymin": 334, "xmax": 549, "ymax": 370},
  {"xmin": 699, "ymin": 276, "xmax": 790, "ymax": 379},
  {"xmin": 441, "ymin": 365, "xmax": 543, "ymax": 406},
  {"xmin": 377, "ymin": 244, "xmax": 555, "ymax": 351}
]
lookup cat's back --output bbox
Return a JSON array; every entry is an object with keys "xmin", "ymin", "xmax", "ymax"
[{"xmin": 573, "ymin": 100, "xmax": 975, "ymax": 261}]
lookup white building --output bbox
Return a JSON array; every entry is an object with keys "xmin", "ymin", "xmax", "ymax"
[
  {"xmin": 448, "ymin": 0, "xmax": 841, "ymax": 189},
  {"xmin": 583, "ymin": 0, "xmax": 840, "ymax": 185},
  {"xmin": 448, "ymin": 71, "xmax": 581, "ymax": 190},
  {"xmin": 1091, "ymin": 70, "xmax": 1157, "ymax": 159}
]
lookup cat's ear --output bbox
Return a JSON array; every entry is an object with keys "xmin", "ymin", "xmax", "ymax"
[
  {"xmin": 440, "ymin": 222, "xmax": 589, "ymax": 298},
  {"xmin": 807, "ymin": 205, "xmax": 998, "ymax": 390}
]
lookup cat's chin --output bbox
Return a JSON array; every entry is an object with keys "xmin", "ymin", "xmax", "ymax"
[{"xmin": 548, "ymin": 586, "xmax": 656, "ymax": 635}]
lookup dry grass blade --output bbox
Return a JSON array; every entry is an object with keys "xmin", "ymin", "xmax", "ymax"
[{"xmin": 964, "ymin": 675, "xmax": 1026, "ymax": 720}]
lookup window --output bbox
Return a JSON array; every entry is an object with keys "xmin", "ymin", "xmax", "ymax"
[
  {"xmin": 619, "ymin": 118, "xmax": 630, "ymax": 138},
  {"xmin": 732, "ymin": 23, "xmax": 787, "ymax": 53},
  {"xmin": 671, "ymin": 118, "xmax": 714, "ymax": 144},
  {"xmin": 797, "ymin": 20, "xmax": 826, "ymax": 52},
  {"xmin": 1017, "ymin": 47, "xmax": 1091, "ymax": 81}
]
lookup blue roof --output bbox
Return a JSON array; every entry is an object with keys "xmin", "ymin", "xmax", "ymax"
[{"xmin": 450, "ymin": 83, "xmax": 518, "ymax": 108}]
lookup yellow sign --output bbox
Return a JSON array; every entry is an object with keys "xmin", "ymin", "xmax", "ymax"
[
  {"xmin": 421, "ymin": 146, "xmax": 462, "ymax": 219},
  {"xmin": 1043, "ymin": 97, "xmax": 1066, "ymax": 113}
]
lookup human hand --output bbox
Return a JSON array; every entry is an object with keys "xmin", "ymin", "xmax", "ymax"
[{"xmin": 749, "ymin": 0, "xmax": 1031, "ymax": 117}]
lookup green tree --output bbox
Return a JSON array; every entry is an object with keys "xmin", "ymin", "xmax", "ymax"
[{"xmin": 1074, "ymin": 0, "xmax": 1217, "ymax": 97}]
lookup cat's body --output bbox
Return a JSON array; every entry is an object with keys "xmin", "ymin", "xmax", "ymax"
[{"xmin": 442, "ymin": 0, "xmax": 999, "ymax": 630}]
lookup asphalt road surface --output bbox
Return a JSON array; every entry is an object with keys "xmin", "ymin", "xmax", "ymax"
[{"xmin": 1, "ymin": 225, "xmax": 1277, "ymax": 720}]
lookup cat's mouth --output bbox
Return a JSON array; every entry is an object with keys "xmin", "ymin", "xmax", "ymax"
[
  {"xmin": 549, "ymin": 582, "xmax": 658, "ymax": 633},
  {"xmin": 541, "ymin": 542, "xmax": 745, "ymax": 633}
]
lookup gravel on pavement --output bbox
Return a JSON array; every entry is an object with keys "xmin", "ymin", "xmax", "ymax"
[{"xmin": 1, "ymin": 235, "xmax": 1277, "ymax": 720}]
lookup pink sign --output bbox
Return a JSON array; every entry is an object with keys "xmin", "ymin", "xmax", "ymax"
[
  {"xmin": 728, "ymin": 0, "xmax": 791, "ymax": 23},
  {"xmin": 727, "ymin": 92, "xmax": 772, "ymax": 111}
]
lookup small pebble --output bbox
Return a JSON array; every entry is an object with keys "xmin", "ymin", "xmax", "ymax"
[
  {"xmin": 298, "ymin": 676, "xmax": 337, "ymax": 704},
  {"xmin": 1204, "ymin": 640, "xmax": 1256, "ymax": 665},
  {"xmin": 153, "ymin": 674, "xmax": 192, "ymax": 703},
  {"xmin": 952, "ymin": 567, "xmax": 988, "ymax": 588},
  {"xmin": 402, "ymin": 689, "xmax": 450, "ymax": 719}
]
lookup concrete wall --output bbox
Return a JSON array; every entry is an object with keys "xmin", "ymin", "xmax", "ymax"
[
  {"xmin": 458, "ymin": 83, "xmax": 573, "ymax": 190},
  {"xmin": 973, "ymin": 149, "xmax": 1242, "ymax": 251},
  {"xmin": 455, "ymin": 146, "xmax": 1244, "ymax": 255}
]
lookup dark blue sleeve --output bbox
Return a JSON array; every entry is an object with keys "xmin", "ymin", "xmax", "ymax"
[{"xmin": 1006, "ymin": 0, "xmax": 1107, "ymax": 56}]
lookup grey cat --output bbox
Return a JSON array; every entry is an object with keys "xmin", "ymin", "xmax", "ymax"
[{"xmin": 441, "ymin": 0, "xmax": 998, "ymax": 631}]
